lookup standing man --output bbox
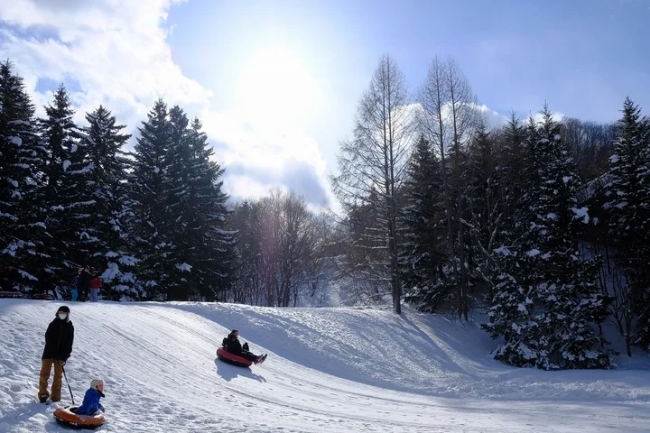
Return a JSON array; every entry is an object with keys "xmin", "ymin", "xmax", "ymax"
[
  {"xmin": 1, "ymin": 264, "xmax": 19, "ymax": 292},
  {"xmin": 38, "ymin": 306, "xmax": 74, "ymax": 403},
  {"xmin": 76, "ymin": 267, "xmax": 92, "ymax": 302}
]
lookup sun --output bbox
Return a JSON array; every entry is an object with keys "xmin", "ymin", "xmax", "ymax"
[{"xmin": 234, "ymin": 46, "xmax": 320, "ymax": 129}]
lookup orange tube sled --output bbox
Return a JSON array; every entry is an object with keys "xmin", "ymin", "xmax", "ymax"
[{"xmin": 53, "ymin": 405, "xmax": 105, "ymax": 430}]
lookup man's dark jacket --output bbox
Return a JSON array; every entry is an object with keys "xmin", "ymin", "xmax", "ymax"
[
  {"xmin": 42, "ymin": 317, "xmax": 74, "ymax": 361},
  {"xmin": 1, "ymin": 267, "xmax": 19, "ymax": 291},
  {"xmin": 224, "ymin": 334, "xmax": 244, "ymax": 355},
  {"xmin": 76, "ymin": 271, "xmax": 91, "ymax": 291}
]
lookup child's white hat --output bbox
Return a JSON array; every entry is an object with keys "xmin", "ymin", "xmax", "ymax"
[{"xmin": 90, "ymin": 379, "xmax": 104, "ymax": 389}]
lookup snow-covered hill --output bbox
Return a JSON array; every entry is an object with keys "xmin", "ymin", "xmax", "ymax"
[{"xmin": 0, "ymin": 299, "xmax": 649, "ymax": 432}]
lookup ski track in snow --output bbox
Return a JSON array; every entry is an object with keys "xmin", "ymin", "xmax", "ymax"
[{"xmin": 0, "ymin": 299, "xmax": 649, "ymax": 432}]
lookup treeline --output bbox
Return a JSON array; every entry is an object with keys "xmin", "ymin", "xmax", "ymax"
[
  {"xmin": 0, "ymin": 61, "xmax": 233, "ymax": 301},
  {"xmin": 0, "ymin": 60, "xmax": 333, "ymax": 306},
  {"xmin": 332, "ymin": 55, "xmax": 650, "ymax": 369}
]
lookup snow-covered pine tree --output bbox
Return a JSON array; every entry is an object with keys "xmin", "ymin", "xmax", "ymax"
[
  {"xmin": 39, "ymin": 85, "xmax": 92, "ymax": 275},
  {"xmin": 0, "ymin": 61, "xmax": 45, "ymax": 283},
  {"xmin": 185, "ymin": 117, "xmax": 234, "ymax": 301},
  {"xmin": 604, "ymin": 98, "xmax": 650, "ymax": 350},
  {"xmin": 399, "ymin": 134, "xmax": 447, "ymax": 311},
  {"xmin": 130, "ymin": 99, "xmax": 175, "ymax": 299},
  {"xmin": 78, "ymin": 105, "xmax": 139, "ymax": 299},
  {"xmin": 485, "ymin": 107, "xmax": 612, "ymax": 370},
  {"xmin": 464, "ymin": 120, "xmax": 505, "ymax": 298},
  {"xmin": 165, "ymin": 105, "xmax": 193, "ymax": 300}
]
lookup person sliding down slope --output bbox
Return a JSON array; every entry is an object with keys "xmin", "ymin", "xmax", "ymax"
[{"xmin": 223, "ymin": 329, "xmax": 267, "ymax": 364}]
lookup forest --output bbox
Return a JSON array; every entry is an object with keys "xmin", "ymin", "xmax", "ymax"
[{"xmin": 1, "ymin": 55, "xmax": 649, "ymax": 369}]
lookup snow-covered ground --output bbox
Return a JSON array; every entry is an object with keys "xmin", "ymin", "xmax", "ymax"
[{"xmin": 0, "ymin": 299, "xmax": 649, "ymax": 432}]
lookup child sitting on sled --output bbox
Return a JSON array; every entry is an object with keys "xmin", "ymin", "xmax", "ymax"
[{"xmin": 76, "ymin": 379, "xmax": 105, "ymax": 415}]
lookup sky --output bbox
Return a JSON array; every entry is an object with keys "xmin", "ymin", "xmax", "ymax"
[{"xmin": 0, "ymin": 0, "xmax": 648, "ymax": 210}]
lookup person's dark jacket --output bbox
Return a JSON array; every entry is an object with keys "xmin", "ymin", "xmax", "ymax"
[
  {"xmin": 42, "ymin": 316, "xmax": 74, "ymax": 361},
  {"xmin": 1, "ymin": 267, "xmax": 19, "ymax": 291},
  {"xmin": 36, "ymin": 274, "xmax": 55, "ymax": 295},
  {"xmin": 76, "ymin": 271, "xmax": 91, "ymax": 292},
  {"xmin": 224, "ymin": 334, "xmax": 244, "ymax": 355}
]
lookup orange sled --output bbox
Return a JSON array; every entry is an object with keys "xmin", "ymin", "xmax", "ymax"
[{"xmin": 53, "ymin": 406, "xmax": 105, "ymax": 430}]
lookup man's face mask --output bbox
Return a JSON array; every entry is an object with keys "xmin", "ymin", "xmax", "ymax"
[{"xmin": 58, "ymin": 313, "xmax": 67, "ymax": 320}]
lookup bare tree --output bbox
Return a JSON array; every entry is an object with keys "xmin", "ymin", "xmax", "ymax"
[
  {"xmin": 228, "ymin": 189, "xmax": 329, "ymax": 307},
  {"xmin": 417, "ymin": 57, "xmax": 479, "ymax": 319},
  {"xmin": 332, "ymin": 55, "xmax": 413, "ymax": 314}
]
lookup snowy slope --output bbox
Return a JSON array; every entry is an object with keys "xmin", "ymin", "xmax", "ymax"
[{"xmin": 0, "ymin": 299, "xmax": 649, "ymax": 432}]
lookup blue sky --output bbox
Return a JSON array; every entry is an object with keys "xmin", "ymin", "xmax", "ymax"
[
  {"xmin": 1, "ymin": 0, "xmax": 648, "ymax": 208},
  {"xmin": 167, "ymin": 0, "xmax": 649, "ymax": 119}
]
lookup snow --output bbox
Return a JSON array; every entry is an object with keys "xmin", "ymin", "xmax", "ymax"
[
  {"xmin": 175, "ymin": 263, "xmax": 192, "ymax": 272},
  {"xmin": 0, "ymin": 300, "xmax": 649, "ymax": 432},
  {"xmin": 572, "ymin": 206, "xmax": 589, "ymax": 223},
  {"xmin": 62, "ymin": 160, "xmax": 71, "ymax": 172}
]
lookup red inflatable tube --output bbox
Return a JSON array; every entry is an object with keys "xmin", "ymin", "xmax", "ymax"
[
  {"xmin": 216, "ymin": 347, "xmax": 253, "ymax": 368},
  {"xmin": 0, "ymin": 291, "xmax": 24, "ymax": 299}
]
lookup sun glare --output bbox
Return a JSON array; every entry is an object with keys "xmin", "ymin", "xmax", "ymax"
[{"xmin": 234, "ymin": 46, "xmax": 320, "ymax": 129}]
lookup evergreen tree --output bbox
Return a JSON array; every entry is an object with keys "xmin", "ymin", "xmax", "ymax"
[
  {"xmin": 130, "ymin": 99, "xmax": 175, "ymax": 299},
  {"xmin": 39, "ymin": 86, "xmax": 91, "ymax": 274},
  {"xmin": 165, "ymin": 105, "xmax": 193, "ymax": 300},
  {"xmin": 0, "ymin": 61, "xmax": 45, "ymax": 283},
  {"xmin": 604, "ymin": 98, "xmax": 650, "ymax": 350},
  {"xmin": 185, "ymin": 117, "xmax": 234, "ymax": 300},
  {"xmin": 485, "ymin": 107, "xmax": 612, "ymax": 370},
  {"xmin": 78, "ymin": 105, "xmax": 138, "ymax": 299},
  {"xmin": 399, "ymin": 135, "xmax": 447, "ymax": 311},
  {"xmin": 464, "ymin": 121, "xmax": 504, "ymax": 299}
]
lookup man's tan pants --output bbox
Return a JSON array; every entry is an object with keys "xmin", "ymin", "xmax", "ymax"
[{"xmin": 38, "ymin": 359, "xmax": 63, "ymax": 401}]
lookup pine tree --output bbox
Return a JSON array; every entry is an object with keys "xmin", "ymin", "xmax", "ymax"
[
  {"xmin": 604, "ymin": 98, "xmax": 650, "ymax": 350},
  {"xmin": 130, "ymin": 99, "xmax": 175, "ymax": 299},
  {"xmin": 39, "ymin": 85, "xmax": 91, "ymax": 275},
  {"xmin": 0, "ymin": 61, "xmax": 45, "ymax": 283},
  {"xmin": 78, "ymin": 105, "xmax": 138, "ymax": 299},
  {"xmin": 464, "ymin": 121, "xmax": 504, "ymax": 299},
  {"xmin": 485, "ymin": 107, "xmax": 612, "ymax": 370},
  {"xmin": 185, "ymin": 117, "xmax": 234, "ymax": 300},
  {"xmin": 399, "ymin": 135, "xmax": 447, "ymax": 311},
  {"xmin": 165, "ymin": 105, "xmax": 193, "ymax": 300}
]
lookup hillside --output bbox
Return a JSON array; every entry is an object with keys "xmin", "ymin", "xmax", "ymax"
[{"xmin": 0, "ymin": 299, "xmax": 649, "ymax": 432}]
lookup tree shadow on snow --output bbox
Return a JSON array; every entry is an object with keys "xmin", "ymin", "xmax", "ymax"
[{"xmin": 214, "ymin": 358, "xmax": 266, "ymax": 383}]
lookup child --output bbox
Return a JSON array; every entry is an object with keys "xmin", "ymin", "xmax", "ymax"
[{"xmin": 76, "ymin": 379, "xmax": 105, "ymax": 415}]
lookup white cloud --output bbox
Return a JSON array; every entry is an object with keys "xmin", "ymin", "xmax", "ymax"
[
  {"xmin": 471, "ymin": 103, "xmax": 509, "ymax": 128},
  {"xmin": 0, "ymin": 0, "xmax": 208, "ymax": 121},
  {"xmin": 0, "ymin": 0, "xmax": 335, "ymax": 208}
]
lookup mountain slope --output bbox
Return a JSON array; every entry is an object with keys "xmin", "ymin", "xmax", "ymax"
[{"xmin": 0, "ymin": 300, "xmax": 649, "ymax": 432}]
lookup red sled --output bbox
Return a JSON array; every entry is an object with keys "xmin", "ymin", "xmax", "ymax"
[
  {"xmin": 0, "ymin": 291, "xmax": 24, "ymax": 299},
  {"xmin": 216, "ymin": 347, "xmax": 254, "ymax": 368}
]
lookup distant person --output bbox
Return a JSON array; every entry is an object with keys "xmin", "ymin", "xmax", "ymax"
[
  {"xmin": 89, "ymin": 272, "xmax": 101, "ymax": 302},
  {"xmin": 36, "ymin": 271, "xmax": 56, "ymax": 299},
  {"xmin": 76, "ymin": 267, "xmax": 92, "ymax": 301},
  {"xmin": 76, "ymin": 379, "xmax": 105, "ymax": 415},
  {"xmin": 1, "ymin": 264, "xmax": 19, "ymax": 292},
  {"xmin": 70, "ymin": 269, "xmax": 81, "ymax": 301},
  {"xmin": 38, "ymin": 306, "xmax": 75, "ymax": 403},
  {"xmin": 223, "ymin": 329, "xmax": 267, "ymax": 364}
]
